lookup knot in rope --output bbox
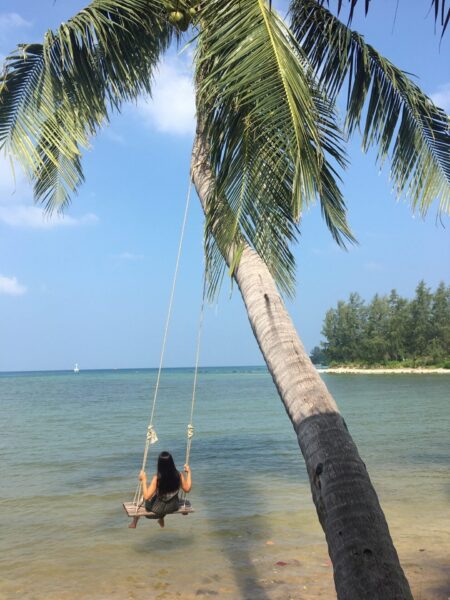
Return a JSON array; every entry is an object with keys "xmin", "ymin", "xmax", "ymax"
[
  {"xmin": 146, "ymin": 425, "xmax": 158, "ymax": 444},
  {"xmin": 187, "ymin": 424, "xmax": 194, "ymax": 439}
]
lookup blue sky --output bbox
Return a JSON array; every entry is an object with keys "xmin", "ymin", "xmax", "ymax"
[{"xmin": 0, "ymin": 0, "xmax": 449, "ymax": 371}]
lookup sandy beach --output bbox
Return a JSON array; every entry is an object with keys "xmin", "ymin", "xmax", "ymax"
[{"xmin": 320, "ymin": 367, "xmax": 450, "ymax": 374}]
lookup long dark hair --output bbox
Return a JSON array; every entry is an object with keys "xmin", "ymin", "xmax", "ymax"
[{"xmin": 156, "ymin": 451, "xmax": 180, "ymax": 495}]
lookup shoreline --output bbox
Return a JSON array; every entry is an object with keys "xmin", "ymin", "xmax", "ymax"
[{"xmin": 319, "ymin": 367, "xmax": 450, "ymax": 374}]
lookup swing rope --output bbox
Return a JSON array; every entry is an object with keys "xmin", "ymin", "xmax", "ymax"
[
  {"xmin": 132, "ymin": 177, "xmax": 205, "ymax": 509},
  {"xmin": 133, "ymin": 178, "xmax": 193, "ymax": 507},
  {"xmin": 177, "ymin": 273, "xmax": 205, "ymax": 509},
  {"xmin": 184, "ymin": 273, "xmax": 206, "ymax": 467}
]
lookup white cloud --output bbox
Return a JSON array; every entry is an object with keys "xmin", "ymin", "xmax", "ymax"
[
  {"xmin": 0, "ymin": 12, "xmax": 32, "ymax": 30},
  {"xmin": 136, "ymin": 57, "xmax": 195, "ymax": 135},
  {"xmin": 0, "ymin": 157, "xmax": 98, "ymax": 229},
  {"xmin": 117, "ymin": 251, "xmax": 144, "ymax": 260},
  {"xmin": 0, "ymin": 158, "xmax": 29, "ymax": 201},
  {"xmin": 431, "ymin": 83, "xmax": 450, "ymax": 112},
  {"xmin": 0, "ymin": 205, "xmax": 98, "ymax": 229},
  {"xmin": 102, "ymin": 128, "xmax": 125, "ymax": 145},
  {"xmin": 0, "ymin": 13, "xmax": 32, "ymax": 43},
  {"xmin": 0, "ymin": 274, "xmax": 27, "ymax": 296}
]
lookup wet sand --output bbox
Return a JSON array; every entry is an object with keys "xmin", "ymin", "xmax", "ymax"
[
  {"xmin": 322, "ymin": 367, "xmax": 450, "ymax": 374},
  {"xmin": 2, "ymin": 521, "xmax": 446, "ymax": 600}
]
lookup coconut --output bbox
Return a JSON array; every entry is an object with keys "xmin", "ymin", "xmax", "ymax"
[{"xmin": 168, "ymin": 10, "xmax": 185, "ymax": 24}]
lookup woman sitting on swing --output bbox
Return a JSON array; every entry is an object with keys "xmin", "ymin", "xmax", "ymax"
[{"xmin": 129, "ymin": 451, "xmax": 192, "ymax": 528}]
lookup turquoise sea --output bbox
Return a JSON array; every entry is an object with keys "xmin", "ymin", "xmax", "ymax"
[{"xmin": 1, "ymin": 368, "xmax": 449, "ymax": 600}]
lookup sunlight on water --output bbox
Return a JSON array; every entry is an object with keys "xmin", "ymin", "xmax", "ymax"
[{"xmin": 1, "ymin": 369, "xmax": 449, "ymax": 599}]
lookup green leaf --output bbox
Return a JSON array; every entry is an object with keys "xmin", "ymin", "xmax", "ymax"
[
  {"xmin": 197, "ymin": 0, "xmax": 353, "ymax": 299},
  {"xmin": 0, "ymin": 0, "xmax": 172, "ymax": 212},
  {"xmin": 318, "ymin": 0, "xmax": 449, "ymax": 37},
  {"xmin": 291, "ymin": 0, "xmax": 450, "ymax": 216},
  {"xmin": 33, "ymin": 112, "xmax": 85, "ymax": 212}
]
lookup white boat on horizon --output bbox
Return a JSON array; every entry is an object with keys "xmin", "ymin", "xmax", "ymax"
[{"xmin": 74, "ymin": 363, "xmax": 80, "ymax": 373}]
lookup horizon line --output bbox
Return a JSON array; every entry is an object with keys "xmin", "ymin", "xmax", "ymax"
[{"xmin": 0, "ymin": 364, "xmax": 268, "ymax": 375}]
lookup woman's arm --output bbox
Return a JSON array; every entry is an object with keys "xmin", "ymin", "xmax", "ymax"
[
  {"xmin": 180, "ymin": 464, "xmax": 192, "ymax": 493},
  {"xmin": 139, "ymin": 470, "xmax": 157, "ymax": 500}
]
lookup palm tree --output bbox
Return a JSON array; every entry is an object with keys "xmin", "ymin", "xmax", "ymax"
[{"xmin": 1, "ymin": 1, "xmax": 448, "ymax": 598}]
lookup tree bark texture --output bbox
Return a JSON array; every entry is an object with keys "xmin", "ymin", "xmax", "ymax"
[{"xmin": 191, "ymin": 129, "xmax": 414, "ymax": 600}]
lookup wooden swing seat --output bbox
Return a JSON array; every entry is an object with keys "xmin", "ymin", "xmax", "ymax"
[{"xmin": 123, "ymin": 500, "xmax": 194, "ymax": 518}]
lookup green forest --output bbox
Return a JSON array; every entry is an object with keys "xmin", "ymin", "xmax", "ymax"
[{"xmin": 310, "ymin": 281, "xmax": 450, "ymax": 368}]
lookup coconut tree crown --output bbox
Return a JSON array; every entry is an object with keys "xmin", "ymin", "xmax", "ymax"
[{"xmin": 0, "ymin": 0, "xmax": 449, "ymax": 298}]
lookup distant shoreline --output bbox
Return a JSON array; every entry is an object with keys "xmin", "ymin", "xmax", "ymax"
[{"xmin": 319, "ymin": 367, "xmax": 450, "ymax": 374}]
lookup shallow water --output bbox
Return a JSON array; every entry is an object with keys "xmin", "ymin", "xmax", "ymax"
[{"xmin": 1, "ymin": 368, "xmax": 449, "ymax": 599}]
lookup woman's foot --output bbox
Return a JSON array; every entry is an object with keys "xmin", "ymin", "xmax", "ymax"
[
  {"xmin": 129, "ymin": 516, "xmax": 139, "ymax": 529},
  {"xmin": 158, "ymin": 518, "xmax": 165, "ymax": 528}
]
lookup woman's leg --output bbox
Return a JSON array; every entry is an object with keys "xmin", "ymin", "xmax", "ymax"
[{"xmin": 129, "ymin": 516, "xmax": 140, "ymax": 528}]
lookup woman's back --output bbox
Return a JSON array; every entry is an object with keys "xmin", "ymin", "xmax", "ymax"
[
  {"xmin": 156, "ymin": 485, "xmax": 180, "ymax": 501},
  {"xmin": 133, "ymin": 451, "xmax": 192, "ymax": 528},
  {"xmin": 156, "ymin": 451, "xmax": 181, "ymax": 498}
]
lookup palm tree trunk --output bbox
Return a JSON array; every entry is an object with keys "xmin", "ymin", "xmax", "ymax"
[{"xmin": 191, "ymin": 129, "xmax": 413, "ymax": 600}]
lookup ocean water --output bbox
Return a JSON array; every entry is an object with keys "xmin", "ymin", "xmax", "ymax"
[{"xmin": 0, "ymin": 368, "xmax": 449, "ymax": 600}]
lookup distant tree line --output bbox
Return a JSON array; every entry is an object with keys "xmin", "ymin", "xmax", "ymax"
[{"xmin": 310, "ymin": 281, "xmax": 450, "ymax": 367}]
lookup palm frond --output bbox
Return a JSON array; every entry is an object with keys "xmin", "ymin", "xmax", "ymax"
[
  {"xmin": 433, "ymin": 0, "xmax": 450, "ymax": 36},
  {"xmin": 33, "ymin": 112, "xmax": 85, "ymax": 211},
  {"xmin": 318, "ymin": 0, "xmax": 370, "ymax": 22},
  {"xmin": 0, "ymin": 0, "xmax": 173, "ymax": 212},
  {"xmin": 197, "ymin": 0, "xmax": 353, "ymax": 299},
  {"xmin": 317, "ymin": 0, "xmax": 449, "ymax": 36},
  {"xmin": 291, "ymin": 0, "xmax": 450, "ymax": 216}
]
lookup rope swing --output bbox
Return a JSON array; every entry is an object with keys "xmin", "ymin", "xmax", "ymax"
[{"xmin": 124, "ymin": 177, "xmax": 205, "ymax": 520}]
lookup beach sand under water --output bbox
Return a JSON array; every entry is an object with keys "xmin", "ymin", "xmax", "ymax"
[
  {"xmin": 322, "ymin": 367, "xmax": 450, "ymax": 375},
  {"xmin": 1, "ymin": 368, "xmax": 449, "ymax": 599}
]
